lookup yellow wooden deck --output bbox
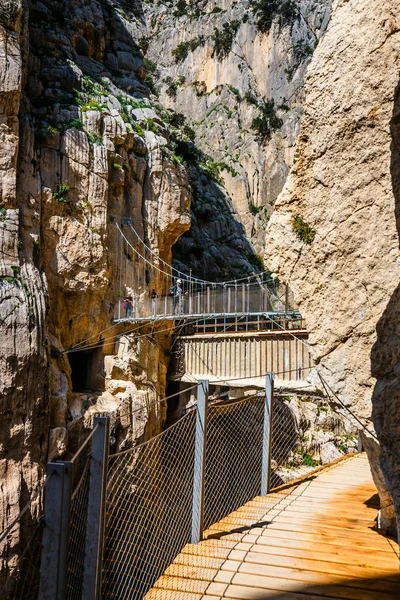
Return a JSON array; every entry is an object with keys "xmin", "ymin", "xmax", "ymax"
[{"xmin": 146, "ymin": 455, "xmax": 400, "ymax": 600}]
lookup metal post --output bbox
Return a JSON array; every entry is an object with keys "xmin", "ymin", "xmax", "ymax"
[
  {"xmin": 189, "ymin": 270, "xmax": 193, "ymax": 315},
  {"xmin": 261, "ymin": 373, "xmax": 274, "ymax": 496},
  {"xmin": 234, "ymin": 281, "xmax": 237, "ymax": 313},
  {"xmin": 57, "ymin": 461, "xmax": 73, "ymax": 599},
  {"xmin": 285, "ymin": 284, "xmax": 289, "ymax": 314},
  {"xmin": 82, "ymin": 417, "xmax": 110, "ymax": 600},
  {"xmin": 39, "ymin": 463, "xmax": 65, "ymax": 600},
  {"xmin": 191, "ymin": 379, "xmax": 209, "ymax": 544}
]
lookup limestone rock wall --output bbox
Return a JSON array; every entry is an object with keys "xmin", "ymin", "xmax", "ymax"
[
  {"xmin": 0, "ymin": 0, "xmax": 49, "ymax": 561},
  {"xmin": 0, "ymin": 0, "xmax": 273, "ymax": 565},
  {"xmin": 144, "ymin": 0, "xmax": 331, "ymax": 264},
  {"xmin": 0, "ymin": 0, "xmax": 191, "ymax": 570},
  {"xmin": 264, "ymin": 0, "xmax": 400, "ymax": 531},
  {"xmin": 371, "ymin": 75, "xmax": 400, "ymax": 540}
]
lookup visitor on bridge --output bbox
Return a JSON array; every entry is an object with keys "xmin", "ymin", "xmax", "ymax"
[
  {"xmin": 123, "ymin": 295, "xmax": 133, "ymax": 318},
  {"xmin": 151, "ymin": 288, "xmax": 158, "ymax": 315},
  {"xmin": 170, "ymin": 279, "xmax": 187, "ymax": 315}
]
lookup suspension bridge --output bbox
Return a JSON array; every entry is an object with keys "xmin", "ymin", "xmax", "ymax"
[
  {"xmin": 110, "ymin": 217, "xmax": 288, "ymax": 323},
  {"xmin": 107, "ymin": 217, "xmax": 314, "ymax": 394}
]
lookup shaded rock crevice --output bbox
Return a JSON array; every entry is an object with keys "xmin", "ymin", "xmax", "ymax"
[{"xmin": 371, "ymin": 73, "xmax": 400, "ymax": 541}]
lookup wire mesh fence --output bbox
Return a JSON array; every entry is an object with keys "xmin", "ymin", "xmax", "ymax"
[
  {"xmin": 66, "ymin": 450, "xmax": 92, "ymax": 599},
  {"xmin": 102, "ymin": 410, "xmax": 197, "ymax": 599},
  {"xmin": 204, "ymin": 395, "xmax": 264, "ymax": 529},
  {"xmin": 2, "ymin": 373, "xmax": 369, "ymax": 599}
]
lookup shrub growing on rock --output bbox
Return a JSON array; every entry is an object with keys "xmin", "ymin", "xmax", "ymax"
[
  {"xmin": 294, "ymin": 40, "xmax": 314, "ymax": 61},
  {"xmin": 67, "ymin": 118, "xmax": 84, "ymax": 131},
  {"xmin": 168, "ymin": 112, "xmax": 186, "ymax": 128},
  {"xmin": 87, "ymin": 131, "xmax": 103, "ymax": 145},
  {"xmin": 253, "ymin": 0, "xmax": 298, "ymax": 33},
  {"xmin": 172, "ymin": 42, "xmax": 190, "ymax": 63},
  {"xmin": 182, "ymin": 124, "xmax": 196, "ymax": 141},
  {"xmin": 52, "ymin": 183, "xmax": 70, "ymax": 204},
  {"xmin": 291, "ymin": 215, "xmax": 316, "ymax": 244},
  {"xmin": 174, "ymin": 0, "xmax": 187, "ymax": 18},
  {"xmin": 143, "ymin": 57, "xmax": 158, "ymax": 73},
  {"xmin": 251, "ymin": 99, "xmax": 283, "ymax": 142},
  {"xmin": 189, "ymin": 35, "xmax": 205, "ymax": 51},
  {"xmin": 164, "ymin": 76, "xmax": 179, "ymax": 98},
  {"xmin": 212, "ymin": 20, "xmax": 240, "ymax": 60}
]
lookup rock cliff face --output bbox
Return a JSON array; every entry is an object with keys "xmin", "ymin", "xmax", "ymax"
[
  {"xmin": 144, "ymin": 0, "xmax": 331, "ymax": 270},
  {"xmin": 265, "ymin": 0, "xmax": 400, "ymax": 533},
  {"xmin": 371, "ymin": 74, "xmax": 400, "ymax": 539},
  {"xmin": 0, "ymin": 0, "xmax": 335, "ymax": 540},
  {"xmin": 0, "ymin": 0, "xmax": 192, "ymax": 561},
  {"xmin": 3, "ymin": 0, "xmax": 400, "ymax": 570},
  {"xmin": 0, "ymin": 0, "xmax": 268, "ymax": 564}
]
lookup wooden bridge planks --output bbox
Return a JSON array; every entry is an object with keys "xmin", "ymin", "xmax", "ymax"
[{"xmin": 145, "ymin": 455, "xmax": 400, "ymax": 600}]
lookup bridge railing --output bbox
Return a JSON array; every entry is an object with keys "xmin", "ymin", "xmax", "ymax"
[
  {"xmin": 113, "ymin": 282, "xmax": 283, "ymax": 321},
  {"xmin": 11, "ymin": 373, "xmax": 370, "ymax": 599},
  {"xmin": 37, "ymin": 417, "xmax": 109, "ymax": 600},
  {"xmin": 101, "ymin": 376, "xmax": 279, "ymax": 599},
  {"xmin": 178, "ymin": 311, "xmax": 306, "ymax": 335}
]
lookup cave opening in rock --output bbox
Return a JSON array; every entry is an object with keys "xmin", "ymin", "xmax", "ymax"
[{"xmin": 68, "ymin": 348, "xmax": 104, "ymax": 393}]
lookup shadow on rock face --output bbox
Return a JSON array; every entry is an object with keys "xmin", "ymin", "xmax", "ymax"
[{"xmin": 371, "ymin": 75, "xmax": 400, "ymax": 540}]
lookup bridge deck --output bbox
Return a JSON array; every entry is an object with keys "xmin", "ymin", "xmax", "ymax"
[{"xmin": 146, "ymin": 455, "xmax": 400, "ymax": 600}]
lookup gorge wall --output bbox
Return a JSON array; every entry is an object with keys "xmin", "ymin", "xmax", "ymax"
[
  {"xmin": 0, "ymin": 0, "xmax": 192, "ymax": 559},
  {"xmin": 264, "ymin": 0, "xmax": 400, "ymax": 534},
  {"xmin": 143, "ymin": 0, "xmax": 331, "ymax": 274},
  {"xmin": 0, "ymin": 0, "xmax": 334, "ymax": 541},
  {"xmin": 3, "ymin": 0, "xmax": 400, "ymax": 574},
  {"xmin": 0, "ymin": 0, "xmax": 280, "ymax": 564}
]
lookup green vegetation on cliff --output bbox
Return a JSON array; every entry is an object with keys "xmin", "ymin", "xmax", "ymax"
[{"xmin": 252, "ymin": 0, "xmax": 299, "ymax": 33}]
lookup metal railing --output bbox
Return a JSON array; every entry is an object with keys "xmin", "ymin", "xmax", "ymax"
[
  {"xmin": 11, "ymin": 371, "xmax": 371, "ymax": 599},
  {"xmin": 177, "ymin": 311, "xmax": 306, "ymax": 335},
  {"xmin": 101, "ymin": 376, "xmax": 275, "ymax": 599},
  {"xmin": 113, "ymin": 282, "xmax": 285, "ymax": 322},
  {"xmin": 36, "ymin": 417, "xmax": 110, "ymax": 600}
]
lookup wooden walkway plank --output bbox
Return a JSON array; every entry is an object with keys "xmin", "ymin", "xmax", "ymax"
[
  {"xmin": 145, "ymin": 455, "xmax": 400, "ymax": 600},
  {"xmin": 240, "ymin": 530, "xmax": 398, "ymax": 553},
  {"xmin": 234, "ymin": 539, "xmax": 399, "ymax": 566}
]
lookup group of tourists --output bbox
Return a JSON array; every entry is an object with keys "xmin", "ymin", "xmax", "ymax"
[{"xmin": 122, "ymin": 279, "xmax": 188, "ymax": 318}]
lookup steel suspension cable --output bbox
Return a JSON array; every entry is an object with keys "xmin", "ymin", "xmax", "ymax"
[
  {"xmin": 63, "ymin": 315, "xmax": 209, "ymax": 354},
  {"xmin": 317, "ymin": 371, "xmax": 378, "ymax": 440},
  {"xmin": 117, "ymin": 222, "xmax": 271, "ymax": 287}
]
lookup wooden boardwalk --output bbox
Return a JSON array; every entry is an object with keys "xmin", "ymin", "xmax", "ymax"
[{"xmin": 146, "ymin": 455, "xmax": 400, "ymax": 600}]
